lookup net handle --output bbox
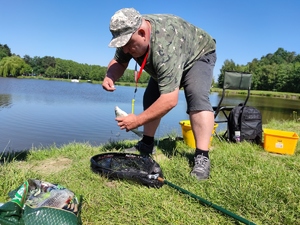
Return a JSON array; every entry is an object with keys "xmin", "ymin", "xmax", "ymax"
[{"xmin": 157, "ymin": 177, "xmax": 256, "ymax": 225}]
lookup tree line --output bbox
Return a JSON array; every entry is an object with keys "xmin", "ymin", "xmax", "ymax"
[
  {"xmin": 1, "ymin": 44, "xmax": 300, "ymax": 92},
  {"xmin": 0, "ymin": 44, "xmax": 150, "ymax": 84},
  {"xmin": 218, "ymin": 47, "xmax": 300, "ymax": 92}
]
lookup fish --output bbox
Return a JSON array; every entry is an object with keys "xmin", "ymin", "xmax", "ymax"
[
  {"xmin": 36, "ymin": 189, "xmax": 74, "ymax": 208},
  {"xmin": 25, "ymin": 179, "xmax": 78, "ymax": 214},
  {"xmin": 115, "ymin": 106, "xmax": 143, "ymax": 137}
]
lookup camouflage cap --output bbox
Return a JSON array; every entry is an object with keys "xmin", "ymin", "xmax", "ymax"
[{"xmin": 108, "ymin": 8, "xmax": 142, "ymax": 48}]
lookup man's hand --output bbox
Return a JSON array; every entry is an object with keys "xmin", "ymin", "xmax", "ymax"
[
  {"xmin": 103, "ymin": 59, "xmax": 128, "ymax": 92},
  {"xmin": 102, "ymin": 77, "xmax": 116, "ymax": 92},
  {"xmin": 115, "ymin": 114, "xmax": 140, "ymax": 131}
]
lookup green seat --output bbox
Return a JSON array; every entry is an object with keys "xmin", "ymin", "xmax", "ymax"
[{"xmin": 213, "ymin": 71, "xmax": 252, "ymax": 141}]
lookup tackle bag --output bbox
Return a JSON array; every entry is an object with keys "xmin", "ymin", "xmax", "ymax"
[
  {"xmin": 90, "ymin": 153, "xmax": 164, "ymax": 188},
  {"xmin": 227, "ymin": 104, "xmax": 262, "ymax": 144},
  {"xmin": 0, "ymin": 179, "xmax": 82, "ymax": 225}
]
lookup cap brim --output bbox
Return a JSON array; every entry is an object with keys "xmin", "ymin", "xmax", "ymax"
[{"xmin": 108, "ymin": 33, "xmax": 132, "ymax": 48}]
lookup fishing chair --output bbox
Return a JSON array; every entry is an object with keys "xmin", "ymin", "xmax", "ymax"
[{"xmin": 213, "ymin": 71, "xmax": 252, "ymax": 141}]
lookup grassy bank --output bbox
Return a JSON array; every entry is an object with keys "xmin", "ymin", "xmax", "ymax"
[
  {"xmin": 1, "ymin": 119, "xmax": 299, "ymax": 224},
  {"xmin": 17, "ymin": 76, "xmax": 149, "ymax": 88},
  {"xmin": 211, "ymin": 88, "xmax": 300, "ymax": 100}
]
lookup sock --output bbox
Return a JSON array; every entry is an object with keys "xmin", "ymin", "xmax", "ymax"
[
  {"xmin": 141, "ymin": 135, "xmax": 154, "ymax": 145},
  {"xmin": 195, "ymin": 148, "xmax": 209, "ymax": 158}
]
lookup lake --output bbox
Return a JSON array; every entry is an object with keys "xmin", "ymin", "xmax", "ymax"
[{"xmin": 1, "ymin": 77, "xmax": 300, "ymax": 152}]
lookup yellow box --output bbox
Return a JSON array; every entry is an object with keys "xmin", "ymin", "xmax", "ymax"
[
  {"xmin": 263, "ymin": 129, "xmax": 299, "ymax": 155},
  {"xmin": 179, "ymin": 120, "xmax": 218, "ymax": 149}
]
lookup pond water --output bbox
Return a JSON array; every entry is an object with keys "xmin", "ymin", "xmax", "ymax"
[{"xmin": 1, "ymin": 77, "xmax": 299, "ymax": 152}]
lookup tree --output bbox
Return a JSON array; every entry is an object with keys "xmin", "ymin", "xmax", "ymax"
[
  {"xmin": 23, "ymin": 54, "xmax": 32, "ymax": 65},
  {"xmin": 41, "ymin": 56, "xmax": 56, "ymax": 70},
  {"xmin": 0, "ymin": 44, "xmax": 12, "ymax": 61},
  {"xmin": 45, "ymin": 66, "xmax": 56, "ymax": 77},
  {"xmin": 216, "ymin": 48, "xmax": 300, "ymax": 93},
  {"xmin": 31, "ymin": 56, "xmax": 43, "ymax": 75},
  {"xmin": 272, "ymin": 48, "xmax": 296, "ymax": 64},
  {"xmin": 0, "ymin": 56, "xmax": 31, "ymax": 77},
  {"xmin": 23, "ymin": 56, "xmax": 43, "ymax": 75},
  {"xmin": 248, "ymin": 58, "xmax": 259, "ymax": 72},
  {"xmin": 138, "ymin": 72, "xmax": 150, "ymax": 84},
  {"xmin": 294, "ymin": 54, "xmax": 300, "ymax": 63}
]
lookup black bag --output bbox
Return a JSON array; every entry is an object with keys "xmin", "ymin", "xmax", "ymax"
[{"xmin": 227, "ymin": 104, "xmax": 262, "ymax": 144}]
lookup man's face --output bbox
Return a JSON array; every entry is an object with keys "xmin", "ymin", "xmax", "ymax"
[{"xmin": 122, "ymin": 29, "xmax": 148, "ymax": 58}]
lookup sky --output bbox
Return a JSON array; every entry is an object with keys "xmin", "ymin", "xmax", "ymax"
[{"xmin": 1, "ymin": 0, "xmax": 300, "ymax": 80}]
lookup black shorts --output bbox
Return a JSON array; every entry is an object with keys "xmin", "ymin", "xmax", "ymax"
[{"xmin": 143, "ymin": 51, "xmax": 217, "ymax": 114}]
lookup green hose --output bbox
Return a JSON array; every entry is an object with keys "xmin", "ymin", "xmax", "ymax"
[{"xmin": 158, "ymin": 177, "xmax": 256, "ymax": 225}]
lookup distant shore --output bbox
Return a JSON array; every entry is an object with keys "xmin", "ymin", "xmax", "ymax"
[{"xmin": 15, "ymin": 76, "xmax": 300, "ymax": 100}]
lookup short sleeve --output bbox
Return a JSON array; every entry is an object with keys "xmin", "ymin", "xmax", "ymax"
[{"xmin": 114, "ymin": 48, "xmax": 133, "ymax": 64}]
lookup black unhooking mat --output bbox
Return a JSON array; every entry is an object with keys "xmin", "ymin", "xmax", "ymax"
[
  {"xmin": 0, "ymin": 179, "xmax": 82, "ymax": 225},
  {"xmin": 90, "ymin": 152, "xmax": 164, "ymax": 188}
]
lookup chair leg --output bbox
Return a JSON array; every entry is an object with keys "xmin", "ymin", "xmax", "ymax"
[
  {"xmin": 214, "ymin": 132, "xmax": 223, "ymax": 141},
  {"xmin": 222, "ymin": 130, "xmax": 228, "ymax": 140},
  {"xmin": 214, "ymin": 130, "xmax": 228, "ymax": 142}
]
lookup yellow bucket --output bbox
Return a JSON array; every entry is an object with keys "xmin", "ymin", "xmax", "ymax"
[
  {"xmin": 179, "ymin": 120, "xmax": 218, "ymax": 148},
  {"xmin": 263, "ymin": 129, "xmax": 299, "ymax": 155}
]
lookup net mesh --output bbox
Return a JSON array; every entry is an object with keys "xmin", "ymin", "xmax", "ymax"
[{"xmin": 90, "ymin": 153, "xmax": 164, "ymax": 188}]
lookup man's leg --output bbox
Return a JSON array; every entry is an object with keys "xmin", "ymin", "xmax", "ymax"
[
  {"xmin": 190, "ymin": 110, "xmax": 214, "ymax": 151},
  {"xmin": 142, "ymin": 77, "xmax": 161, "ymax": 138},
  {"xmin": 143, "ymin": 119, "xmax": 160, "ymax": 137},
  {"xmin": 189, "ymin": 110, "xmax": 214, "ymax": 179},
  {"xmin": 125, "ymin": 78, "xmax": 160, "ymax": 154},
  {"xmin": 181, "ymin": 51, "xmax": 216, "ymax": 180}
]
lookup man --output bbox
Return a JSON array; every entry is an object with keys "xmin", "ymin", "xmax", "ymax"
[{"xmin": 102, "ymin": 8, "xmax": 216, "ymax": 180}]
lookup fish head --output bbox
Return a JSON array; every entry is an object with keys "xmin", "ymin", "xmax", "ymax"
[{"xmin": 115, "ymin": 106, "xmax": 128, "ymax": 117}]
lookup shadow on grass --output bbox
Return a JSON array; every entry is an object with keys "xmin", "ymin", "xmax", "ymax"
[
  {"xmin": 0, "ymin": 150, "xmax": 30, "ymax": 164},
  {"xmin": 157, "ymin": 136, "xmax": 195, "ymax": 166},
  {"xmin": 98, "ymin": 137, "xmax": 196, "ymax": 167},
  {"xmin": 100, "ymin": 140, "xmax": 136, "ymax": 152}
]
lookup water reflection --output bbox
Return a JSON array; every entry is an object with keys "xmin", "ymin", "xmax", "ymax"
[
  {"xmin": 0, "ymin": 94, "xmax": 12, "ymax": 110},
  {"xmin": 214, "ymin": 94, "xmax": 299, "ymax": 124}
]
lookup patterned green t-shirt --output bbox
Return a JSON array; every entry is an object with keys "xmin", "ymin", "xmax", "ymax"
[{"xmin": 114, "ymin": 14, "xmax": 216, "ymax": 94}]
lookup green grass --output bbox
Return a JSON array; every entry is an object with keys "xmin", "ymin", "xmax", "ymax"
[{"xmin": 1, "ymin": 119, "xmax": 300, "ymax": 225}]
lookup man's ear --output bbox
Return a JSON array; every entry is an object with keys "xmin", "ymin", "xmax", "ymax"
[{"xmin": 137, "ymin": 28, "xmax": 146, "ymax": 38}]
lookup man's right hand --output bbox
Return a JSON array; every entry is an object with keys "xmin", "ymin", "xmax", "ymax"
[{"xmin": 102, "ymin": 77, "xmax": 116, "ymax": 92}]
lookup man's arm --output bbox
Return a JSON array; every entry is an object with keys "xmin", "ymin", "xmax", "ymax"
[
  {"xmin": 139, "ymin": 88, "xmax": 179, "ymax": 124},
  {"xmin": 102, "ymin": 59, "xmax": 128, "ymax": 91},
  {"xmin": 116, "ymin": 88, "xmax": 179, "ymax": 130}
]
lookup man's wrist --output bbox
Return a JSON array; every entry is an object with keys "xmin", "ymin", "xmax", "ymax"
[
  {"xmin": 136, "ymin": 114, "xmax": 145, "ymax": 127},
  {"xmin": 105, "ymin": 74, "xmax": 115, "ymax": 82}
]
